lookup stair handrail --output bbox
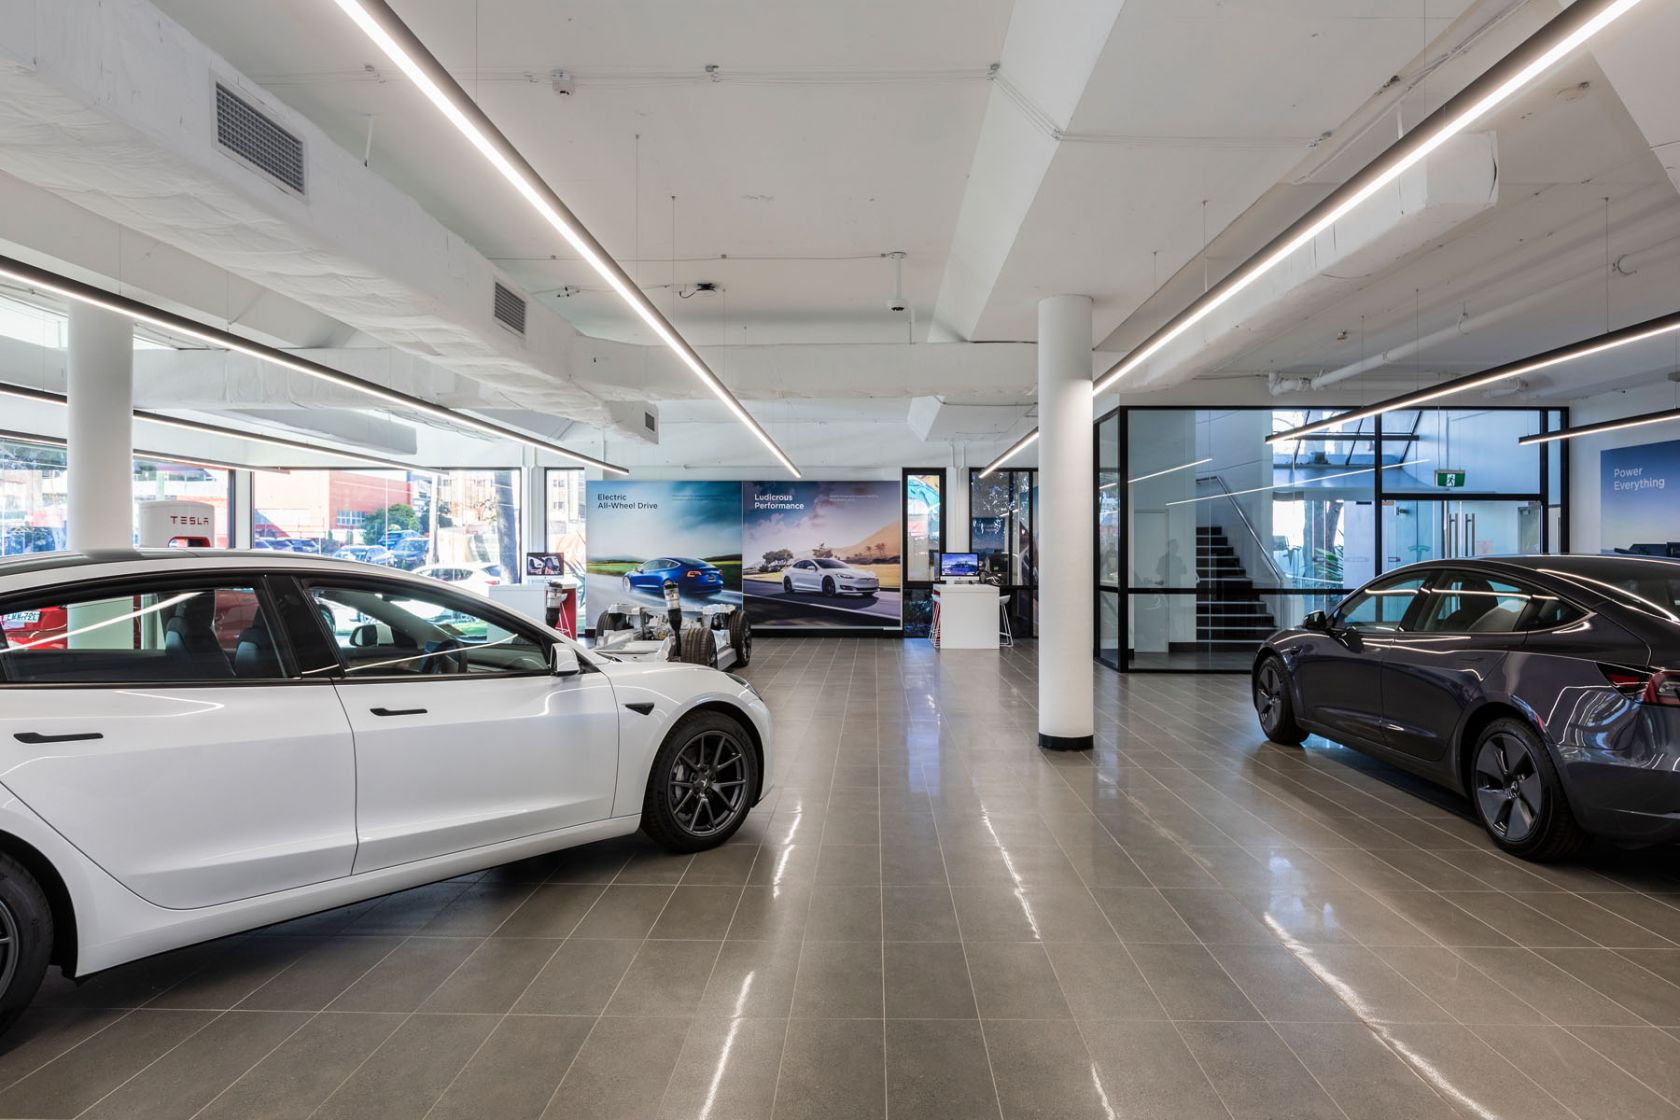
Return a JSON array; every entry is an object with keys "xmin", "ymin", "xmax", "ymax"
[{"xmin": 1194, "ymin": 473, "xmax": 1287, "ymax": 589}]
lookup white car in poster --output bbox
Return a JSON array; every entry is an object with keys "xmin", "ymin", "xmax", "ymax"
[
  {"xmin": 0, "ymin": 550, "xmax": 772, "ymax": 1036},
  {"xmin": 782, "ymin": 557, "xmax": 880, "ymax": 597}
]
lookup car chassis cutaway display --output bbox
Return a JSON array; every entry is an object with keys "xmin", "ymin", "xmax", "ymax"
[{"xmin": 593, "ymin": 579, "xmax": 752, "ymax": 670}]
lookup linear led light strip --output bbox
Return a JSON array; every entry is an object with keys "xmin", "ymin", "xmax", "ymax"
[
  {"xmin": 1099, "ymin": 456, "xmax": 1212, "ymax": 489},
  {"xmin": 332, "ymin": 0, "xmax": 799, "ymax": 478},
  {"xmin": 1268, "ymin": 309, "xmax": 1680, "ymax": 444},
  {"xmin": 0, "ymin": 253, "xmax": 628, "ymax": 475},
  {"xmin": 1163, "ymin": 459, "xmax": 1427, "ymax": 507},
  {"xmin": 978, "ymin": 0, "xmax": 1646, "ymax": 478},
  {"xmin": 1519, "ymin": 406, "xmax": 1680, "ymax": 445},
  {"xmin": 0, "ymin": 381, "xmax": 440, "ymax": 474}
]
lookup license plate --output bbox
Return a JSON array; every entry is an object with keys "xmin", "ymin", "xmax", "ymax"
[{"xmin": 1, "ymin": 611, "xmax": 41, "ymax": 628}]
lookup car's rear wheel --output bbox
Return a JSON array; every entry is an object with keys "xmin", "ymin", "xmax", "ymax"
[
  {"xmin": 727, "ymin": 610, "xmax": 752, "ymax": 667},
  {"xmin": 1470, "ymin": 718, "xmax": 1587, "ymax": 861},
  {"xmin": 0, "ymin": 855, "xmax": 53, "ymax": 1037},
  {"xmin": 1254, "ymin": 655, "xmax": 1307, "ymax": 745},
  {"xmin": 642, "ymin": 710, "xmax": 758, "ymax": 852}
]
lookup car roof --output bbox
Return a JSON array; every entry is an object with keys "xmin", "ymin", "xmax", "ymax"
[
  {"xmin": 0, "ymin": 549, "xmax": 445, "ymax": 596},
  {"xmin": 1389, "ymin": 554, "xmax": 1680, "ymax": 582}
]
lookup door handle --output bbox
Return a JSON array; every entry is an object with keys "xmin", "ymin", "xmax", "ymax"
[
  {"xmin": 14, "ymin": 731, "xmax": 102, "ymax": 745},
  {"xmin": 370, "ymin": 707, "xmax": 427, "ymax": 717}
]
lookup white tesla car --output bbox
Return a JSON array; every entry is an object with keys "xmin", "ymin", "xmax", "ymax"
[
  {"xmin": 781, "ymin": 557, "xmax": 880, "ymax": 597},
  {"xmin": 0, "ymin": 550, "xmax": 773, "ymax": 1034}
]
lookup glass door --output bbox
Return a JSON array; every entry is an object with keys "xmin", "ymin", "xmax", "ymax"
[{"xmin": 1383, "ymin": 499, "xmax": 1543, "ymax": 567}]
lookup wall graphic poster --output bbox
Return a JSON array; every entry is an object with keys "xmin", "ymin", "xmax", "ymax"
[
  {"xmin": 584, "ymin": 482, "xmax": 743, "ymax": 614},
  {"xmin": 742, "ymin": 481, "xmax": 903, "ymax": 629},
  {"xmin": 1600, "ymin": 439, "xmax": 1680, "ymax": 554}
]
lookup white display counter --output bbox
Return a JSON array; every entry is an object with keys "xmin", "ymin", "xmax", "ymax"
[{"xmin": 931, "ymin": 582, "xmax": 1001, "ymax": 649}]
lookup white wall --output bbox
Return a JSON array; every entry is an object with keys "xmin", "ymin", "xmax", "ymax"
[{"xmin": 1567, "ymin": 381, "xmax": 1680, "ymax": 554}]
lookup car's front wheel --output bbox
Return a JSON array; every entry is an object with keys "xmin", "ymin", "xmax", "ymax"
[
  {"xmin": 1254, "ymin": 655, "xmax": 1307, "ymax": 745},
  {"xmin": 0, "ymin": 854, "xmax": 53, "ymax": 1037},
  {"xmin": 642, "ymin": 710, "xmax": 759, "ymax": 852},
  {"xmin": 1470, "ymin": 718, "xmax": 1587, "ymax": 861},
  {"xmin": 822, "ymin": 577, "xmax": 836, "ymax": 597},
  {"xmin": 782, "ymin": 577, "xmax": 794, "ymax": 595}
]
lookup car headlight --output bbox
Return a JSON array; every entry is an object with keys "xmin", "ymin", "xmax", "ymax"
[{"xmin": 727, "ymin": 672, "xmax": 761, "ymax": 700}]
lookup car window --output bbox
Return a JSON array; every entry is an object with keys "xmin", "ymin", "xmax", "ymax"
[
  {"xmin": 1527, "ymin": 594, "xmax": 1586, "ymax": 630},
  {"xmin": 1334, "ymin": 576, "xmax": 1428, "ymax": 632},
  {"xmin": 0, "ymin": 583, "xmax": 286, "ymax": 684},
  {"xmin": 310, "ymin": 583, "xmax": 547, "ymax": 677},
  {"xmin": 816, "ymin": 559, "xmax": 845, "ymax": 569},
  {"xmin": 1412, "ymin": 573, "xmax": 1535, "ymax": 634}
]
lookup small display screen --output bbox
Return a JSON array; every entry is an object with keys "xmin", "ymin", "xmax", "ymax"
[
  {"xmin": 526, "ymin": 552, "xmax": 566, "ymax": 576},
  {"xmin": 940, "ymin": 552, "xmax": 979, "ymax": 578}
]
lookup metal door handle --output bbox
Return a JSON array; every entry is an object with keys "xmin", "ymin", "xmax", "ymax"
[
  {"xmin": 14, "ymin": 731, "xmax": 102, "ymax": 745},
  {"xmin": 370, "ymin": 707, "xmax": 427, "ymax": 717}
]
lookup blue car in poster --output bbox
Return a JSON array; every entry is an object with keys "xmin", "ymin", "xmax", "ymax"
[{"xmin": 623, "ymin": 556, "xmax": 725, "ymax": 595}]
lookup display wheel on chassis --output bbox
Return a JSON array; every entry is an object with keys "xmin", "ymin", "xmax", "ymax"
[
  {"xmin": 1251, "ymin": 554, "xmax": 1680, "ymax": 861},
  {"xmin": 0, "ymin": 549, "xmax": 775, "ymax": 1035}
]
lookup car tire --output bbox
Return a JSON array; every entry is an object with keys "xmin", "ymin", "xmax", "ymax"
[
  {"xmin": 727, "ymin": 610, "xmax": 752, "ymax": 668},
  {"xmin": 822, "ymin": 577, "xmax": 836, "ymax": 597},
  {"xmin": 594, "ymin": 610, "xmax": 626, "ymax": 638},
  {"xmin": 642, "ymin": 709, "xmax": 759, "ymax": 852},
  {"xmin": 1470, "ymin": 718, "xmax": 1588, "ymax": 862},
  {"xmin": 680, "ymin": 624, "xmax": 718, "ymax": 668},
  {"xmin": 621, "ymin": 575, "xmax": 633, "ymax": 593},
  {"xmin": 0, "ymin": 855, "xmax": 53, "ymax": 1037},
  {"xmin": 782, "ymin": 577, "xmax": 794, "ymax": 595},
  {"xmin": 1253, "ymin": 655, "xmax": 1307, "ymax": 746}
]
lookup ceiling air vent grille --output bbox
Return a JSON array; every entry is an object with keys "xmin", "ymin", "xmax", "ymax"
[
  {"xmin": 493, "ymin": 282, "xmax": 527, "ymax": 336},
  {"xmin": 214, "ymin": 84, "xmax": 305, "ymax": 194}
]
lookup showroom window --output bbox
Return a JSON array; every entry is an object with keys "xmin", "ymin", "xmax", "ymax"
[
  {"xmin": 544, "ymin": 467, "xmax": 587, "ymax": 610},
  {"xmin": 969, "ymin": 467, "xmax": 1037, "ymax": 639},
  {"xmin": 901, "ymin": 468, "xmax": 946, "ymax": 638},
  {"xmin": 253, "ymin": 468, "xmax": 522, "ymax": 579},
  {"xmin": 1, "ymin": 440, "xmax": 235, "ymax": 555},
  {"xmin": 1103, "ymin": 405, "xmax": 1565, "ymax": 672}
]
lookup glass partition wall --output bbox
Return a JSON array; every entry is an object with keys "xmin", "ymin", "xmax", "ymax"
[
  {"xmin": 970, "ymin": 468, "xmax": 1038, "ymax": 639},
  {"xmin": 1103, "ymin": 405, "xmax": 1566, "ymax": 672},
  {"xmin": 901, "ymin": 469, "xmax": 946, "ymax": 638}
]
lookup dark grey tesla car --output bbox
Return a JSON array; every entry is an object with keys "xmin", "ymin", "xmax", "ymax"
[{"xmin": 1252, "ymin": 555, "xmax": 1680, "ymax": 860}]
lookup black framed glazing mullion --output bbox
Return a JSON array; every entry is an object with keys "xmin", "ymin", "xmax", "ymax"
[
  {"xmin": 1374, "ymin": 412, "xmax": 1384, "ymax": 576},
  {"xmin": 1117, "ymin": 407, "xmax": 1131, "ymax": 672},
  {"xmin": 1538, "ymin": 412, "xmax": 1551, "ymax": 554},
  {"xmin": 1559, "ymin": 405, "xmax": 1571, "ymax": 553}
]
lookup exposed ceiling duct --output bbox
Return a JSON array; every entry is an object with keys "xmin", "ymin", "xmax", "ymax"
[{"xmin": 1131, "ymin": 131, "xmax": 1499, "ymax": 390}]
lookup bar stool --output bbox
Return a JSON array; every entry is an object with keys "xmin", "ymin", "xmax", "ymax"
[{"xmin": 998, "ymin": 590, "xmax": 1013, "ymax": 648}]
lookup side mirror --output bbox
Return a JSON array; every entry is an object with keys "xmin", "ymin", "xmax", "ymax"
[
  {"xmin": 550, "ymin": 643, "xmax": 582, "ymax": 677},
  {"xmin": 349, "ymin": 622, "xmax": 379, "ymax": 648},
  {"xmin": 1302, "ymin": 610, "xmax": 1330, "ymax": 632}
]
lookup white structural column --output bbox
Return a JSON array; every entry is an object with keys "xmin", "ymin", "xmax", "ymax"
[
  {"xmin": 1036, "ymin": 295, "xmax": 1094, "ymax": 751},
  {"xmin": 66, "ymin": 301, "xmax": 134, "ymax": 551}
]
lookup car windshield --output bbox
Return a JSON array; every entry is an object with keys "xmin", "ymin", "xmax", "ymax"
[{"xmin": 815, "ymin": 559, "xmax": 846, "ymax": 569}]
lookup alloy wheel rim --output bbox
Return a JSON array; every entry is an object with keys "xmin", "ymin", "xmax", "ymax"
[
  {"xmin": 1256, "ymin": 665, "xmax": 1282, "ymax": 729},
  {"xmin": 669, "ymin": 730, "xmax": 749, "ymax": 837},
  {"xmin": 1474, "ymin": 732, "xmax": 1544, "ymax": 844},
  {"xmin": 0, "ymin": 897, "xmax": 19, "ymax": 1000}
]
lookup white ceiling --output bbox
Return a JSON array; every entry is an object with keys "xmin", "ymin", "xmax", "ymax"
[{"xmin": 15, "ymin": 0, "xmax": 1680, "ymax": 470}]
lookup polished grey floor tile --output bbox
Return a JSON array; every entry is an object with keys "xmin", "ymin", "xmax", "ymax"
[
  {"xmin": 544, "ymin": 1015, "xmax": 690, "ymax": 1120},
  {"xmin": 30, "ymin": 644, "xmax": 1680, "ymax": 1119},
  {"xmin": 773, "ymin": 1018, "xmax": 884, "ymax": 1120},
  {"xmin": 657, "ymin": 1016, "xmax": 786, "ymax": 1120},
  {"xmin": 1176, "ymin": 1021, "xmax": 1345, "ymax": 1120},
  {"xmin": 314, "ymin": 1013, "xmax": 499, "ymax": 1120},
  {"xmin": 0, "ymin": 1009, "xmax": 216, "ymax": 1119}
]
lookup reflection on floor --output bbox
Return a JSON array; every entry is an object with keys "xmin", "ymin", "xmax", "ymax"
[{"xmin": 2, "ymin": 638, "xmax": 1679, "ymax": 1119}]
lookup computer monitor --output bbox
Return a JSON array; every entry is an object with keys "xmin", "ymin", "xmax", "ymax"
[{"xmin": 940, "ymin": 552, "xmax": 980, "ymax": 579}]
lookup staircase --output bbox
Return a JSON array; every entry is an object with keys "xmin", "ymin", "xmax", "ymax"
[{"xmin": 1195, "ymin": 526, "xmax": 1277, "ymax": 648}]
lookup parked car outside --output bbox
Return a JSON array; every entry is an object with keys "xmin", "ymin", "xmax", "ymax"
[
  {"xmin": 413, "ymin": 563, "xmax": 504, "ymax": 593},
  {"xmin": 782, "ymin": 557, "xmax": 880, "ymax": 597},
  {"xmin": 0, "ymin": 549, "xmax": 773, "ymax": 1035},
  {"xmin": 389, "ymin": 538, "xmax": 430, "ymax": 570},
  {"xmin": 338, "ymin": 545, "xmax": 396, "ymax": 566},
  {"xmin": 1252, "ymin": 555, "xmax": 1680, "ymax": 860},
  {"xmin": 623, "ymin": 557, "xmax": 724, "ymax": 595}
]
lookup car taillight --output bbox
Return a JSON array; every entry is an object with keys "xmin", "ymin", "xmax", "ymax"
[
  {"xmin": 686, "ymin": 570, "xmax": 698, "ymax": 579},
  {"xmin": 1598, "ymin": 665, "xmax": 1680, "ymax": 706},
  {"xmin": 486, "ymin": 578, "xmax": 500, "ymax": 586}
]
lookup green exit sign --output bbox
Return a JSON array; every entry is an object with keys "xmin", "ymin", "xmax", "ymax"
[{"xmin": 1435, "ymin": 469, "xmax": 1467, "ymax": 489}]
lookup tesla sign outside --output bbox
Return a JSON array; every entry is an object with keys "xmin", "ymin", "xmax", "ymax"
[{"xmin": 1435, "ymin": 469, "xmax": 1467, "ymax": 489}]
